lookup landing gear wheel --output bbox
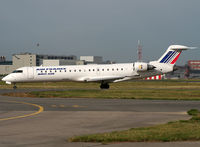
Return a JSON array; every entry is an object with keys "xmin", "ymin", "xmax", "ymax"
[
  {"xmin": 100, "ymin": 83, "xmax": 110, "ymax": 89},
  {"xmin": 13, "ymin": 84, "xmax": 17, "ymax": 89}
]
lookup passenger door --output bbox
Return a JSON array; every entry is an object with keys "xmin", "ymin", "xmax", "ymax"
[{"xmin": 27, "ymin": 67, "xmax": 34, "ymax": 79}]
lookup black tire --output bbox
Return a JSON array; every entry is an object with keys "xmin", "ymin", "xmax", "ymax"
[{"xmin": 100, "ymin": 83, "xmax": 109, "ymax": 89}]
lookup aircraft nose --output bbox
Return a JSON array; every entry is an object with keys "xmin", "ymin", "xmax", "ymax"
[
  {"xmin": 2, "ymin": 76, "xmax": 8, "ymax": 82},
  {"xmin": 2, "ymin": 75, "xmax": 14, "ymax": 83}
]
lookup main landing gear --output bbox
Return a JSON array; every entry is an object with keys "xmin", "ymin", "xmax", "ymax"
[{"xmin": 100, "ymin": 83, "xmax": 110, "ymax": 89}]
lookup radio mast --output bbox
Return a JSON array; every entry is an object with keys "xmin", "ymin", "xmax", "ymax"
[{"xmin": 137, "ymin": 40, "xmax": 142, "ymax": 61}]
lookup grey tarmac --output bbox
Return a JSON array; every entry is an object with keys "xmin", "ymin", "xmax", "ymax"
[{"xmin": 0, "ymin": 89, "xmax": 200, "ymax": 147}]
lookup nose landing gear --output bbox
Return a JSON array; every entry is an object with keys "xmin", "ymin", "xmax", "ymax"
[{"xmin": 13, "ymin": 83, "xmax": 17, "ymax": 89}]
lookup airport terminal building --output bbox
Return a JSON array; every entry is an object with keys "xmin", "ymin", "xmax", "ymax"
[
  {"xmin": 0, "ymin": 53, "xmax": 84, "ymax": 75},
  {"xmin": 0, "ymin": 53, "xmax": 106, "ymax": 75},
  {"xmin": 80, "ymin": 56, "xmax": 103, "ymax": 64}
]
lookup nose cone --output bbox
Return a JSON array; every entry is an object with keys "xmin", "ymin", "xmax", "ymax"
[
  {"xmin": 2, "ymin": 76, "xmax": 8, "ymax": 82},
  {"xmin": 2, "ymin": 75, "xmax": 13, "ymax": 84}
]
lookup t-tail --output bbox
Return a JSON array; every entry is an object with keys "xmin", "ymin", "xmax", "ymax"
[
  {"xmin": 149, "ymin": 45, "xmax": 196, "ymax": 74},
  {"xmin": 157, "ymin": 45, "xmax": 195, "ymax": 66}
]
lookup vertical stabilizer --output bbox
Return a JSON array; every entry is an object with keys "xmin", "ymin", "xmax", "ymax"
[{"xmin": 158, "ymin": 45, "xmax": 191, "ymax": 65}]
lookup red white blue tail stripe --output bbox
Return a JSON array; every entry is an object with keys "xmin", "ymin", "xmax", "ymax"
[{"xmin": 159, "ymin": 50, "xmax": 182, "ymax": 64}]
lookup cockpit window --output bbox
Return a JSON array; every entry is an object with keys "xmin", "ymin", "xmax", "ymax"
[{"xmin": 12, "ymin": 70, "xmax": 23, "ymax": 73}]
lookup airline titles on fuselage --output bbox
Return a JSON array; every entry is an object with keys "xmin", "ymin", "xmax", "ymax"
[{"xmin": 36, "ymin": 67, "xmax": 66, "ymax": 75}]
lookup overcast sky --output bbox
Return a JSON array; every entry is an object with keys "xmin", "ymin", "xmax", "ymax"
[{"xmin": 0, "ymin": 0, "xmax": 199, "ymax": 64}]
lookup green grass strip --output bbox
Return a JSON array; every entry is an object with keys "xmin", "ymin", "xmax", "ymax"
[
  {"xmin": 2, "ymin": 80, "xmax": 200, "ymax": 100},
  {"xmin": 69, "ymin": 109, "xmax": 200, "ymax": 142},
  {"xmin": 22, "ymin": 88, "xmax": 200, "ymax": 100}
]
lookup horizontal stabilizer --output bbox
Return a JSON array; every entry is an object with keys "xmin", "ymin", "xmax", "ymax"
[{"xmin": 170, "ymin": 45, "xmax": 197, "ymax": 50}]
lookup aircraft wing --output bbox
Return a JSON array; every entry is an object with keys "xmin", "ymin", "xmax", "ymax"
[{"xmin": 83, "ymin": 76, "xmax": 126, "ymax": 83}]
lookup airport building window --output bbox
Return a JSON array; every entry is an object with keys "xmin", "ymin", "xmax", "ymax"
[
  {"xmin": 65, "ymin": 70, "xmax": 66, "ymax": 72},
  {"xmin": 117, "ymin": 68, "xmax": 119, "ymax": 71},
  {"xmin": 79, "ymin": 70, "xmax": 81, "ymax": 72},
  {"xmin": 69, "ymin": 70, "xmax": 71, "ymax": 72},
  {"xmin": 112, "ymin": 69, "xmax": 114, "ymax": 71},
  {"xmin": 89, "ymin": 69, "xmax": 91, "ymax": 71},
  {"xmin": 121, "ymin": 68, "xmax": 123, "ymax": 71},
  {"xmin": 97, "ymin": 69, "xmax": 99, "ymax": 71},
  {"xmin": 60, "ymin": 70, "xmax": 62, "ymax": 72},
  {"xmin": 102, "ymin": 69, "xmax": 104, "ymax": 71},
  {"xmin": 74, "ymin": 70, "xmax": 76, "ymax": 72},
  {"xmin": 93, "ymin": 69, "xmax": 95, "ymax": 71},
  {"xmin": 107, "ymin": 69, "xmax": 109, "ymax": 71}
]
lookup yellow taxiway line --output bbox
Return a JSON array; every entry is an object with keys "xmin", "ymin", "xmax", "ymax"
[{"xmin": 0, "ymin": 101, "xmax": 44, "ymax": 121}]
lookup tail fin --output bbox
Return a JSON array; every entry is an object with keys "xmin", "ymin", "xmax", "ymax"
[{"xmin": 158, "ymin": 45, "xmax": 194, "ymax": 65}]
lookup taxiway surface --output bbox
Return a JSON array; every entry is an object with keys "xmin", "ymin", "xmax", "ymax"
[{"xmin": 0, "ymin": 89, "xmax": 200, "ymax": 147}]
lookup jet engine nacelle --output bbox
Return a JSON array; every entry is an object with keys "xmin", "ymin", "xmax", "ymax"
[{"xmin": 134, "ymin": 62, "xmax": 155, "ymax": 72}]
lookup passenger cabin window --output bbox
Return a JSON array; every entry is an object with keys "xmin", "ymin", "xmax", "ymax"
[{"xmin": 12, "ymin": 70, "xmax": 23, "ymax": 73}]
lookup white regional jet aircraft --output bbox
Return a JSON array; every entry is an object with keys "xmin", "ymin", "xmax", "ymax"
[{"xmin": 2, "ymin": 45, "xmax": 194, "ymax": 89}]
